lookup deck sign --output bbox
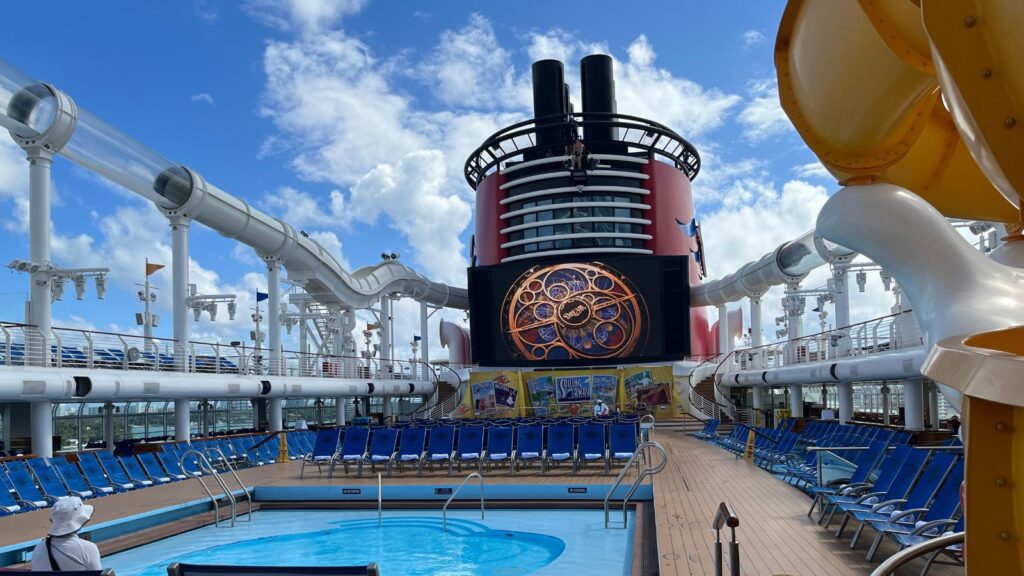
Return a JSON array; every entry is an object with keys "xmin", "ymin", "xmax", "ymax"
[
  {"xmin": 555, "ymin": 376, "xmax": 592, "ymax": 404},
  {"xmin": 434, "ymin": 488, "xmax": 453, "ymax": 495},
  {"xmin": 567, "ymin": 487, "xmax": 588, "ymax": 494},
  {"xmin": 341, "ymin": 488, "xmax": 361, "ymax": 495}
]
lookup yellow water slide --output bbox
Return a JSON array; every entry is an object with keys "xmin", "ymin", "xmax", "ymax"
[
  {"xmin": 776, "ymin": 1, "xmax": 1024, "ymax": 572},
  {"xmin": 776, "ymin": 0, "xmax": 1020, "ymax": 222}
]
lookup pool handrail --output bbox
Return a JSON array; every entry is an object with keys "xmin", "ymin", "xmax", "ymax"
[
  {"xmin": 603, "ymin": 440, "xmax": 668, "ymax": 529},
  {"xmin": 442, "ymin": 472, "xmax": 484, "ymax": 531}
]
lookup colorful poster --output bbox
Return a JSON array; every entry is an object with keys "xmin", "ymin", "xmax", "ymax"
[
  {"xmin": 493, "ymin": 381, "xmax": 518, "ymax": 410},
  {"xmin": 459, "ymin": 370, "xmax": 523, "ymax": 418},
  {"xmin": 555, "ymin": 375, "xmax": 592, "ymax": 404},
  {"xmin": 470, "ymin": 379, "xmax": 496, "ymax": 414},
  {"xmin": 526, "ymin": 375, "xmax": 556, "ymax": 417},
  {"xmin": 591, "ymin": 373, "xmax": 619, "ymax": 407},
  {"xmin": 623, "ymin": 366, "xmax": 674, "ymax": 407}
]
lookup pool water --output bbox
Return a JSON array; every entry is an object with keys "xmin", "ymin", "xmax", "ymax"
[{"xmin": 104, "ymin": 509, "xmax": 634, "ymax": 576}]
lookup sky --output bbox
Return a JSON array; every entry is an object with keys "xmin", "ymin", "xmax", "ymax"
[{"xmin": 0, "ymin": 0, "xmax": 906, "ymax": 362}]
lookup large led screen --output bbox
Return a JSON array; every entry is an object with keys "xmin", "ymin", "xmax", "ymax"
[{"xmin": 468, "ymin": 255, "xmax": 689, "ymax": 367}]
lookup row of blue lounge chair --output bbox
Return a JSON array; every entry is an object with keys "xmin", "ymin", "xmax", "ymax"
[
  {"xmin": 300, "ymin": 422, "xmax": 643, "ymax": 478},
  {"xmin": 696, "ymin": 418, "xmax": 964, "ymax": 569},
  {"xmin": 0, "ymin": 431, "xmax": 320, "ymax": 516}
]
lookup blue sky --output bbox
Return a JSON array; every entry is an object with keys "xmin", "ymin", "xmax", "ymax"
[{"xmin": 0, "ymin": 0, "xmax": 896, "ymax": 358}]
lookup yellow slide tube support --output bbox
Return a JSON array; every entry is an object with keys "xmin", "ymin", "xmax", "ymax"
[{"xmin": 775, "ymin": 0, "xmax": 1018, "ymax": 222}]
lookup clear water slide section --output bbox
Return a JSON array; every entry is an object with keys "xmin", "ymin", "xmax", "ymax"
[
  {"xmin": 775, "ymin": 0, "xmax": 1019, "ymax": 223},
  {"xmin": 0, "ymin": 58, "xmax": 468, "ymax": 311}
]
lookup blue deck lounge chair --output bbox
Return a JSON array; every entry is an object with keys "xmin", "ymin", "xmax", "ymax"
[
  {"xmin": 122, "ymin": 453, "xmax": 165, "ymax": 485},
  {"xmin": 137, "ymin": 452, "xmax": 174, "ymax": 483},
  {"xmin": 5, "ymin": 466, "xmax": 51, "ymax": 508},
  {"xmin": 0, "ymin": 473, "xmax": 23, "ymax": 514},
  {"xmin": 360, "ymin": 428, "xmax": 398, "ymax": 478},
  {"xmin": 330, "ymin": 427, "xmax": 369, "ymax": 477},
  {"xmin": 300, "ymin": 428, "xmax": 341, "ymax": 479},
  {"xmin": 830, "ymin": 447, "xmax": 930, "ymax": 537},
  {"xmin": 819, "ymin": 444, "xmax": 914, "ymax": 525},
  {"xmin": 92, "ymin": 452, "xmax": 137, "ymax": 491},
  {"xmin": 52, "ymin": 458, "xmax": 97, "ymax": 498},
  {"xmin": 544, "ymin": 425, "xmax": 575, "ymax": 475},
  {"xmin": 27, "ymin": 458, "xmax": 71, "ymax": 500},
  {"xmin": 485, "ymin": 426, "xmax": 514, "ymax": 475},
  {"xmin": 157, "ymin": 449, "xmax": 191, "ymax": 480},
  {"xmin": 575, "ymin": 423, "xmax": 608, "ymax": 475},
  {"xmin": 806, "ymin": 440, "xmax": 888, "ymax": 517},
  {"xmin": 452, "ymin": 426, "xmax": 484, "ymax": 476},
  {"xmin": 423, "ymin": 426, "xmax": 454, "ymax": 475},
  {"xmin": 515, "ymin": 426, "xmax": 543, "ymax": 473},
  {"xmin": 845, "ymin": 452, "xmax": 958, "ymax": 547},
  {"xmin": 888, "ymin": 515, "xmax": 964, "ymax": 568},
  {"xmin": 77, "ymin": 453, "xmax": 119, "ymax": 494},
  {"xmin": 394, "ymin": 427, "xmax": 426, "ymax": 475},
  {"xmin": 609, "ymin": 423, "xmax": 639, "ymax": 474},
  {"xmin": 864, "ymin": 458, "xmax": 964, "ymax": 561}
]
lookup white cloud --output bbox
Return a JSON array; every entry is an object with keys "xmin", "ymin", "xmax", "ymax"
[
  {"xmin": 190, "ymin": 93, "xmax": 215, "ymax": 106},
  {"xmin": 307, "ymin": 230, "xmax": 350, "ymax": 270},
  {"xmin": 793, "ymin": 161, "xmax": 833, "ymax": 181},
  {"xmin": 419, "ymin": 14, "xmax": 519, "ymax": 109},
  {"xmin": 259, "ymin": 185, "xmax": 347, "ymax": 230},
  {"xmin": 244, "ymin": 0, "xmax": 366, "ymax": 33},
  {"xmin": 194, "ymin": 0, "xmax": 219, "ymax": 22},
  {"xmin": 737, "ymin": 78, "xmax": 793, "ymax": 143},
  {"xmin": 739, "ymin": 30, "xmax": 766, "ymax": 48},
  {"xmin": 0, "ymin": 138, "xmax": 29, "ymax": 233}
]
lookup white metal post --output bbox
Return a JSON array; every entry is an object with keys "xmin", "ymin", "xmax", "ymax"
[
  {"xmin": 269, "ymin": 398, "xmax": 283, "ymax": 432},
  {"xmin": 104, "ymin": 401, "xmax": 115, "ymax": 450},
  {"xmin": 789, "ymin": 384, "xmax": 803, "ymax": 417},
  {"xmin": 749, "ymin": 296, "xmax": 762, "ymax": 347},
  {"xmin": 27, "ymin": 148, "xmax": 54, "ymax": 367},
  {"xmin": 170, "ymin": 216, "xmax": 190, "ymax": 372},
  {"xmin": 31, "ymin": 401, "xmax": 53, "ymax": 458},
  {"xmin": 298, "ymin": 300, "xmax": 308, "ymax": 376},
  {"xmin": 174, "ymin": 398, "xmax": 190, "ymax": 441},
  {"xmin": 903, "ymin": 379, "xmax": 925, "ymax": 431},
  {"xmin": 420, "ymin": 301, "xmax": 430, "ymax": 380},
  {"xmin": 336, "ymin": 396, "xmax": 346, "ymax": 426},
  {"xmin": 833, "ymin": 264, "xmax": 851, "ymax": 356},
  {"xmin": 380, "ymin": 295, "xmax": 391, "ymax": 376},
  {"xmin": 716, "ymin": 304, "xmax": 729, "ymax": 355},
  {"xmin": 838, "ymin": 382, "xmax": 854, "ymax": 424},
  {"xmin": 266, "ymin": 258, "xmax": 281, "ymax": 377}
]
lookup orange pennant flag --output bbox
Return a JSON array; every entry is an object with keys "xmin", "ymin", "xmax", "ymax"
[{"xmin": 146, "ymin": 262, "xmax": 165, "ymax": 276}]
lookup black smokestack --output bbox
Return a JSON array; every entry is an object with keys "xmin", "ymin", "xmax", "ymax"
[
  {"xmin": 580, "ymin": 54, "xmax": 617, "ymax": 146},
  {"xmin": 531, "ymin": 59, "xmax": 568, "ymax": 155}
]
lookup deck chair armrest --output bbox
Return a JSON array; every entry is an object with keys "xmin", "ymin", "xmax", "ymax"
[
  {"xmin": 910, "ymin": 518, "xmax": 958, "ymax": 535},
  {"xmin": 840, "ymin": 481, "xmax": 871, "ymax": 490},
  {"xmin": 888, "ymin": 508, "xmax": 929, "ymax": 522},
  {"xmin": 511, "ymin": 449, "xmax": 517, "ymax": 459},
  {"xmin": 481, "ymin": 450, "xmax": 488, "ymax": 459},
  {"xmin": 541, "ymin": 449, "xmax": 548, "ymax": 459},
  {"xmin": 825, "ymin": 476, "xmax": 853, "ymax": 487},
  {"xmin": 854, "ymin": 491, "xmax": 885, "ymax": 503},
  {"xmin": 420, "ymin": 450, "xmax": 428, "ymax": 461},
  {"xmin": 870, "ymin": 498, "xmax": 907, "ymax": 511},
  {"xmin": 43, "ymin": 495, "xmax": 59, "ymax": 505}
]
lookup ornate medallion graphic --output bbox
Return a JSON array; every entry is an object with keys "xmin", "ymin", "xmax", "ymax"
[{"xmin": 501, "ymin": 262, "xmax": 648, "ymax": 361}]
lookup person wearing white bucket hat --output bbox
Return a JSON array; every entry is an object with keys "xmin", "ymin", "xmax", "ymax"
[{"xmin": 31, "ymin": 496, "xmax": 102, "ymax": 571}]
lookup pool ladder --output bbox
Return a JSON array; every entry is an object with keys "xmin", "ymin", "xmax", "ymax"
[
  {"xmin": 603, "ymin": 441, "xmax": 668, "ymax": 529},
  {"xmin": 442, "ymin": 472, "xmax": 485, "ymax": 531},
  {"xmin": 179, "ymin": 448, "xmax": 253, "ymax": 527}
]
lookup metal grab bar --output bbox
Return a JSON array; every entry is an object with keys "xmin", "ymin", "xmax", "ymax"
[
  {"xmin": 712, "ymin": 502, "xmax": 740, "ymax": 576},
  {"xmin": 377, "ymin": 473, "xmax": 382, "ymax": 527},
  {"xmin": 442, "ymin": 472, "xmax": 484, "ymax": 531},
  {"xmin": 869, "ymin": 531, "xmax": 964, "ymax": 576},
  {"xmin": 202, "ymin": 447, "xmax": 252, "ymax": 521},
  {"xmin": 604, "ymin": 441, "xmax": 668, "ymax": 528},
  {"xmin": 180, "ymin": 449, "xmax": 237, "ymax": 527}
]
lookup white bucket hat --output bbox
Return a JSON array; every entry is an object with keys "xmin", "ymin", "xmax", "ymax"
[{"xmin": 49, "ymin": 496, "xmax": 94, "ymax": 536}]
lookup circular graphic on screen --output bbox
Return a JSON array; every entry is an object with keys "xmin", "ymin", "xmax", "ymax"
[{"xmin": 501, "ymin": 262, "xmax": 648, "ymax": 361}]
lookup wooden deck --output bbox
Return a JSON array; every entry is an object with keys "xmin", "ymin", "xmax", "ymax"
[
  {"xmin": 651, "ymin": 430, "xmax": 963, "ymax": 576},
  {"xmin": 1, "ymin": 432, "xmax": 964, "ymax": 575}
]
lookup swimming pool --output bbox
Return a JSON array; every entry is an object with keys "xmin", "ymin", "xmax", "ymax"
[{"xmin": 103, "ymin": 509, "xmax": 635, "ymax": 576}]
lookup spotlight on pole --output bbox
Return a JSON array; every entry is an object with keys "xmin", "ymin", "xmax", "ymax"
[
  {"xmin": 74, "ymin": 275, "xmax": 86, "ymax": 300},
  {"xmin": 94, "ymin": 275, "xmax": 106, "ymax": 299},
  {"xmin": 207, "ymin": 303, "xmax": 218, "ymax": 321},
  {"xmin": 879, "ymin": 270, "xmax": 892, "ymax": 291},
  {"xmin": 855, "ymin": 271, "xmax": 867, "ymax": 293},
  {"xmin": 51, "ymin": 278, "xmax": 65, "ymax": 301},
  {"xmin": 227, "ymin": 301, "xmax": 236, "ymax": 321}
]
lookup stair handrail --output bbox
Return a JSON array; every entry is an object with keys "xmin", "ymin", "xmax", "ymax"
[
  {"xmin": 442, "ymin": 472, "xmax": 485, "ymax": 531},
  {"xmin": 869, "ymin": 531, "xmax": 964, "ymax": 576},
  {"xmin": 179, "ymin": 448, "xmax": 237, "ymax": 527},
  {"xmin": 201, "ymin": 446, "xmax": 253, "ymax": 521},
  {"xmin": 709, "ymin": 349, "xmax": 743, "ymax": 421},
  {"xmin": 604, "ymin": 440, "xmax": 669, "ymax": 528},
  {"xmin": 687, "ymin": 354, "xmax": 724, "ymax": 420}
]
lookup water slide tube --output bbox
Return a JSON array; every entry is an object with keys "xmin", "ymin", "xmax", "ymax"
[
  {"xmin": 775, "ymin": 0, "xmax": 1019, "ymax": 223},
  {"xmin": 0, "ymin": 58, "xmax": 468, "ymax": 311},
  {"xmin": 0, "ymin": 366, "xmax": 434, "ymax": 402},
  {"xmin": 690, "ymin": 230, "xmax": 854, "ymax": 308},
  {"xmin": 729, "ymin": 348, "xmax": 925, "ymax": 387}
]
